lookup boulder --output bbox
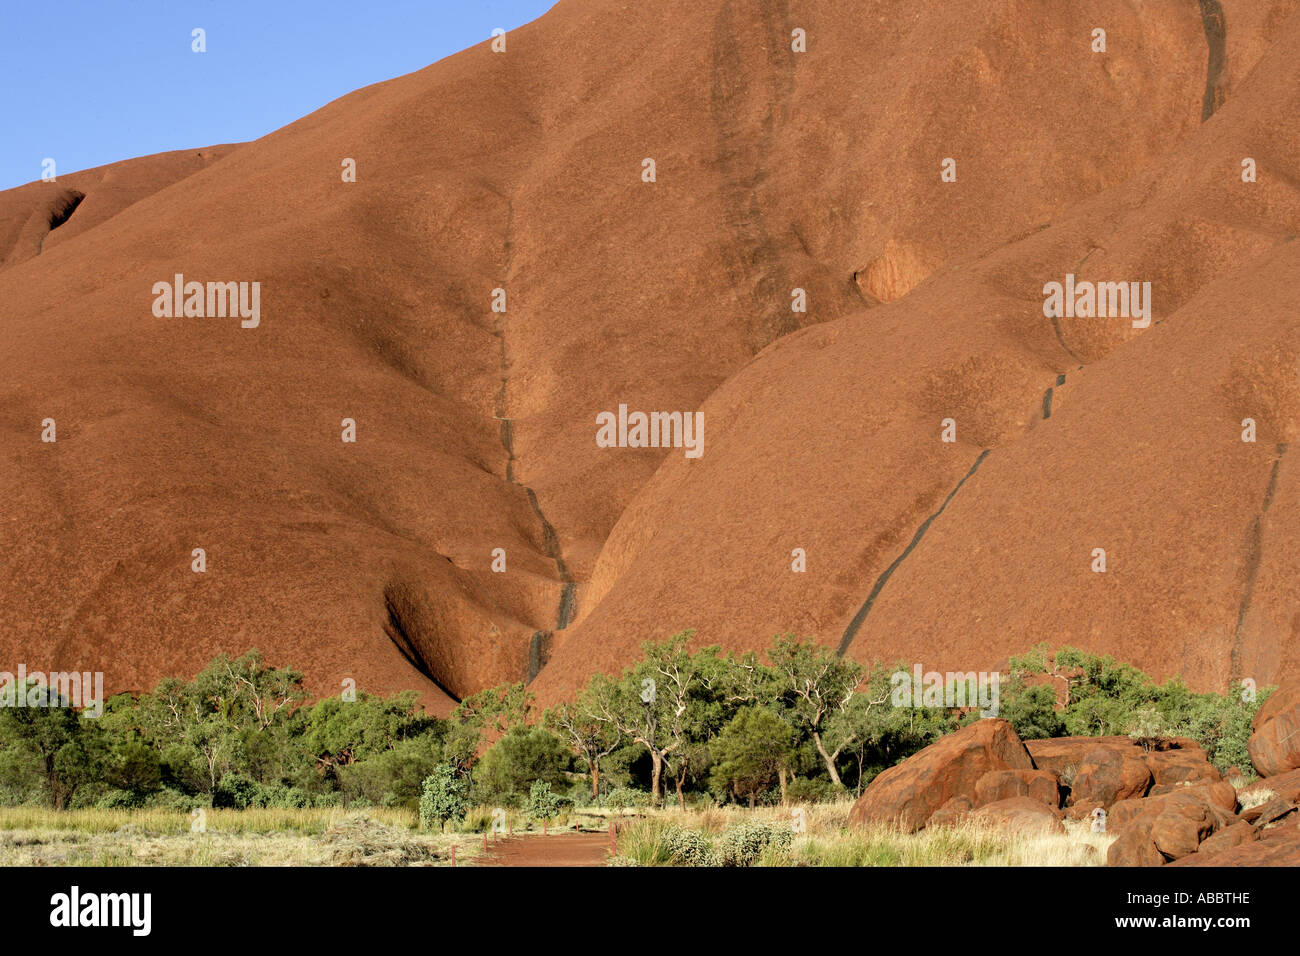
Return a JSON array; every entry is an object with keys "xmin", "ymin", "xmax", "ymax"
[
  {"xmin": 1250, "ymin": 798, "xmax": 1297, "ymax": 828},
  {"xmin": 849, "ymin": 719, "xmax": 1033, "ymax": 831},
  {"xmin": 1238, "ymin": 768, "xmax": 1300, "ymax": 807},
  {"xmin": 928, "ymin": 795, "xmax": 974, "ymax": 828},
  {"xmin": 1023, "ymin": 736, "xmax": 1136, "ymax": 784},
  {"xmin": 1071, "ymin": 746, "xmax": 1153, "ymax": 808},
  {"xmin": 970, "ymin": 796, "xmax": 1065, "ymax": 834},
  {"xmin": 1171, "ymin": 819, "xmax": 1300, "ymax": 867},
  {"xmin": 1189, "ymin": 820, "xmax": 1259, "ymax": 859},
  {"xmin": 1023, "ymin": 735, "xmax": 1214, "ymax": 809},
  {"xmin": 1106, "ymin": 790, "xmax": 1233, "ymax": 866},
  {"xmin": 973, "ymin": 769, "xmax": 1061, "ymax": 809},
  {"xmin": 1248, "ymin": 681, "xmax": 1300, "ymax": 777},
  {"xmin": 1109, "ymin": 781, "xmax": 1238, "ymax": 832},
  {"xmin": 1143, "ymin": 747, "xmax": 1221, "ymax": 788}
]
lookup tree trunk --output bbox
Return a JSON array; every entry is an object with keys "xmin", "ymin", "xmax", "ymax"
[
  {"xmin": 812, "ymin": 731, "xmax": 843, "ymax": 787},
  {"xmin": 650, "ymin": 751, "xmax": 664, "ymax": 806},
  {"xmin": 778, "ymin": 766, "xmax": 788, "ymax": 805},
  {"xmin": 590, "ymin": 761, "xmax": 600, "ymax": 800},
  {"xmin": 676, "ymin": 773, "xmax": 686, "ymax": 810}
]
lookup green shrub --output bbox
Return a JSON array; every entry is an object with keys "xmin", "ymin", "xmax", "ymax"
[
  {"xmin": 784, "ymin": 777, "xmax": 840, "ymax": 804},
  {"xmin": 605, "ymin": 786, "xmax": 649, "ymax": 809},
  {"xmin": 96, "ymin": 788, "xmax": 144, "ymax": 809},
  {"xmin": 213, "ymin": 773, "xmax": 261, "ymax": 810},
  {"xmin": 660, "ymin": 825, "xmax": 712, "ymax": 866},
  {"xmin": 418, "ymin": 763, "xmax": 468, "ymax": 830},
  {"xmin": 712, "ymin": 821, "xmax": 792, "ymax": 867},
  {"xmin": 143, "ymin": 787, "xmax": 207, "ymax": 811},
  {"xmin": 526, "ymin": 780, "xmax": 568, "ymax": 820},
  {"xmin": 474, "ymin": 726, "xmax": 570, "ymax": 806},
  {"xmin": 259, "ymin": 784, "xmax": 310, "ymax": 809}
]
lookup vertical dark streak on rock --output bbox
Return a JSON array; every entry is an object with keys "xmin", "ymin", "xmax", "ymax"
[
  {"xmin": 1229, "ymin": 443, "xmax": 1287, "ymax": 678},
  {"xmin": 493, "ymin": 198, "xmax": 577, "ymax": 659},
  {"xmin": 709, "ymin": 0, "xmax": 798, "ymax": 348},
  {"xmin": 1197, "ymin": 0, "xmax": 1227, "ymax": 121}
]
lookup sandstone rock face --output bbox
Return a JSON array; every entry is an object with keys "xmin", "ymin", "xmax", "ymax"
[
  {"xmin": 1145, "ymin": 746, "xmax": 1222, "ymax": 789},
  {"xmin": 849, "ymin": 719, "xmax": 1032, "ymax": 832},
  {"xmin": 1248, "ymin": 681, "xmax": 1300, "ymax": 777},
  {"xmin": 5, "ymin": 0, "xmax": 1300, "ymax": 707},
  {"xmin": 1249, "ymin": 798, "xmax": 1298, "ymax": 828},
  {"xmin": 533, "ymin": 1, "xmax": 1300, "ymax": 707}
]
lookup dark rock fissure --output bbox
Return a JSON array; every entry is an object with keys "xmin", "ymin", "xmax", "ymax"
[
  {"xmin": 1197, "ymin": 0, "xmax": 1227, "ymax": 121},
  {"xmin": 1042, "ymin": 374, "xmax": 1067, "ymax": 420},
  {"xmin": 528, "ymin": 630, "xmax": 553, "ymax": 681},
  {"xmin": 493, "ymin": 197, "xmax": 578, "ymax": 649},
  {"xmin": 837, "ymin": 449, "xmax": 991, "ymax": 657},
  {"xmin": 1229, "ymin": 442, "xmax": 1287, "ymax": 677}
]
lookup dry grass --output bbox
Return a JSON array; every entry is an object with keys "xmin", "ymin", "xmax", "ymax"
[
  {"xmin": 0, "ymin": 808, "xmax": 482, "ymax": 867},
  {"xmin": 615, "ymin": 801, "xmax": 1114, "ymax": 867},
  {"xmin": 0, "ymin": 802, "xmax": 1116, "ymax": 866},
  {"xmin": 1237, "ymin": 788, "xmax": 1275, "ymax": 811}
]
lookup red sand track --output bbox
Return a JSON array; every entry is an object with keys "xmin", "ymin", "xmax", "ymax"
[
  {"xmin": 2, "ymin": 0, "xmax": 1300, "ymax": 709},
  {"xmin": 476, "ymin": 832, "xmax": 611, "ymax": 867}
]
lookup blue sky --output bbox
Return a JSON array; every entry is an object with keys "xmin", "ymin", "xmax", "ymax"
[{"xmin": 0, "ymin": 0, "xmax": 556, "ymax": 190}]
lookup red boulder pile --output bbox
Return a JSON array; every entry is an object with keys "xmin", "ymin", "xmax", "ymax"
[{"xmin": 848, "ymin": 680, "xmax": 1300, "ymax": 866}]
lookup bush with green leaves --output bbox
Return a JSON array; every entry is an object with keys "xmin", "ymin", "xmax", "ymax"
[
  {"xmin": 418, "ymin": 763, "xmax": 468, "ymax": 831},
  {"xmin": 712, "ymin": 820, "xmax": 793, "ymax": 867},
  {"xmin": 143, "ymin": 787, "xmax": 208, "ymax": 811},
  {"xmin": 474, "ymin": 726, "xmax": 570, "ymax": 806},
  {"xmin": 604, "ymin": 786, "xmax": 650, "ymax": 809},
  {"xmin": 784, "ymin": 776, "xmax": 840, "ymax": 804},
  {"xmin": 213, "ymin": 772, "xmax": 261, "ymax": 809},
  {"xmin": 96, "ymin": 788, "xmax": 144, "ymax": 810},
  {"xmin": 660, "ymin": 825, "xmax": 712, "ymax": 866},
  {"xmin": 525, "ymin": 780, "xmax": 566, "ymax": 820},
  {"xmin": 1001, "ymin": 644, "xmax": 1273, "ymax": 775}
]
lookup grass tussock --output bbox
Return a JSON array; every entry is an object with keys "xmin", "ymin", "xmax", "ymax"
[
  {"xmin": 1237, "ymin": 788, "xmax": 1275, "ymax": 811},
  {"xmin": 0, "ymin": 808, "xmax": 479, "ymax": 867},
  {"xmin": 613, "ymin": 803, "xmax": 1113, "ymax": 867}
]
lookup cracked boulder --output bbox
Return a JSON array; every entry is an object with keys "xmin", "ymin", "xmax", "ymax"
[{"xmin": 1248, "ymin": 680, "xmax": 1300, "ymax": 777}]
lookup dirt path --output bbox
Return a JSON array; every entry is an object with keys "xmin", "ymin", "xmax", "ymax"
[{"xmin": 474, "ymin": 831, "xmax": 611, "ymax": 867}]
